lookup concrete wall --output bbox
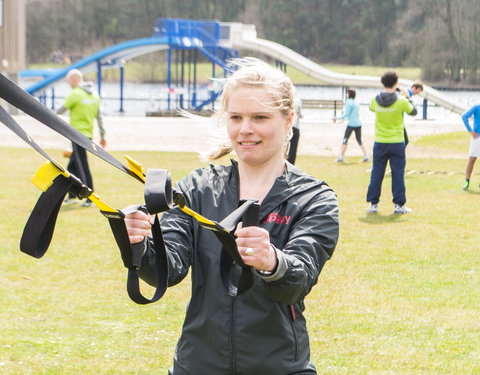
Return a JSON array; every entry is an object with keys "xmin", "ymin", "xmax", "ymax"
[
  {"xmin": 0, "ymin": 0, "xmax": 25, "ymax": 114},
  {"xmin": 0, "ymin": 0, "xmax": 26, "ymax": 72}
]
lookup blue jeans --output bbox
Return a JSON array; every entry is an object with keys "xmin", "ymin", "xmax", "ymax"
[{"xmin": 366, "ymin": 142, "xmax": 406, "ymax": 205}]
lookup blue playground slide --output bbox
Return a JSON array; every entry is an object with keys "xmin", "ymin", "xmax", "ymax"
[
  {"xmin": 24, "ymin": 36, "xmax": 171, "ymax": 94},
  {"xmin": 22, "ymin": 19, "xmax": 239, "ymax": 111},
  {"xmin": 22, "ymin": 18, "xmax": 467, "ymax": 114}
]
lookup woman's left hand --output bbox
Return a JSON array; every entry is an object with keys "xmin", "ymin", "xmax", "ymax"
[{"xmin": 235, "ymin": 224, "xmax": 278, "ymax": 273}]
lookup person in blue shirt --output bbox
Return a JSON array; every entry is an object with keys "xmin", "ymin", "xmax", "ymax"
[
  {"xmin": 400, "ymin": 80, "xmax": 424, "ymax": 100},
  {"xmin": 397, "ymin": 80, "xmax": 423, "ymax": 146},
  {"xmin": 461, "ymin": 104, "xmax": 480, "ymax": 190},
  {"xmin": 333, "ymin": 88, "xmax": 368, "ymax": 162}
]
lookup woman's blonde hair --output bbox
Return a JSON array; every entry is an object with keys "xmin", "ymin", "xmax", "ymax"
[{"xmin": 205, "ymin": 57, "xmax": 296, "ymax": 160}]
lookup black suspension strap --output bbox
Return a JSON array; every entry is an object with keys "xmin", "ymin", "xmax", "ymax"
[
  {"xmin": 0, "ymin": 75, "xmax": 262, "ymax": 299},
  {"xmin": 0, "ymin": 105, "xmax": 92, "ymax": 257},
  {"xmin": 173, "ymin": 191, "xmax": 260, "ymax": 296},
  {"xmin": 0, "ymin": 104, "xmax": 168, "ymax": 303},
  {"xmin": 0, "ymin": 74, "xmax": 143, "ymax": 182},
  {"xmin": 219, "ymin": 201, "xmax": 260, "ymax": 296}
]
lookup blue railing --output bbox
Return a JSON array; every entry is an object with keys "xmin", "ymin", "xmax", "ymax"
[{"xmin": 153, "ymin": 18, "xmax": 220, "ymax": 47}]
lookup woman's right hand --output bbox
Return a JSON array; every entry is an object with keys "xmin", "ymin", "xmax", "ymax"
[{"xmin": 124, "ymin": 210, "xmax": 154, "ymax": 244}]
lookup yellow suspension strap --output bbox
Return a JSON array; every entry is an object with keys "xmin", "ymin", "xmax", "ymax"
[
  {"xmin": 23, "ymin": 160, "xmax": 170, "ymax": 305},
  {"xmin": 0, "ymin": 103, "xmax": 168, "ymax": 304},
  {"xmin": 172, "ymin": 188, "xmax": 260, "ymax": 296},
  {"xmin": 123, "ymin": 166, "xmax": 262, "ymax": 297},
  {"xmin": 21, "ymin": 161, "xmax": 117, "ymax": 257},
  {"xmin": 0, "ymin": 76, "xmax": 260, "ymax": 298}
]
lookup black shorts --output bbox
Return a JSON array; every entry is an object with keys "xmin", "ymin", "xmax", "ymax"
[{"xmin": 343, "ymin": 126, "xmax": 362, "ymax": 145}]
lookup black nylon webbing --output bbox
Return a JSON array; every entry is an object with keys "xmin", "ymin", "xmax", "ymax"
[
  {"xmin": 0, "ymin": 75, "xmax": 263, "ymax": 300},
  {"xmin": 20, "ymin": 174, "xmax": 72, "ymax": 258},
  {"xmin": 0, "ymin": 101, "xmax": 168, "ymax": 304},
  {"xmin": 0, "ymin": 74, "xmax": 142, "ymax": 182},
  {"xmin": 217, "ymin": 201, "xmax": 259, "ymax": 296},
  {"xmin": 0, "ymin": 105, "xmax": 63, "ymax": 170},
  {"xmin": 103, "ymin": 206, "xmax": 168, "ymax": 305}
]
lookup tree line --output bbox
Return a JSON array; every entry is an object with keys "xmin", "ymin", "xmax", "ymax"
[{"xmin": 26, "ymin": 0, "xmax": 480, "ymax": 86}]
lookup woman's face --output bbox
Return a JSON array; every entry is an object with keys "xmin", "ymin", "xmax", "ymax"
[{"xmin": 226, "ymin": 86, "xmax": 293, "ymax": 167}]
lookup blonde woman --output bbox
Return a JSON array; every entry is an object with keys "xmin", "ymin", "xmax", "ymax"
[{"xmin": 125, "ymin": 58, "xmax": 339, "ymax": 374}]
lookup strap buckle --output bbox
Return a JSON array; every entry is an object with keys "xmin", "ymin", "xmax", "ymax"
[{"xmin": 68, "ymin": 174, "xmax": 93, "ymax": 199}]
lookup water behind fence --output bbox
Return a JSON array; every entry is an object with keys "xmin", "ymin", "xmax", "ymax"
[{"xmin": 25, "ymin": 80, "xmax": 480, "ymax": 123}]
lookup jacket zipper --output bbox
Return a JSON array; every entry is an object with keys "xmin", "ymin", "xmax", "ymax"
[{"xmin": 290, "ymin": 305, "xmax": 299, "ymax": 360}]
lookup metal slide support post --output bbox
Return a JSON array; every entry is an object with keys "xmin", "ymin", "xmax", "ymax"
[
  {"xmin": 167, "ymin": 47, "xmax": 172, "ymax": 111},
  {"xmin": 97, "ymin": 61, "xmax": 102, "ymax": 97},
  {"xmin": 176, "ymin": 49, "xmax": 181, "ymax": 109},
  {"xmin": 51, "ymin": 87, "xmax": 55, "ymax": 110},
  {"xmin": 192, "ymin": 49, "xmax": 197, "ymax": 108},
  {"xmin": 211, "ymin": 60, "xmax": 216, "ymax": 109},
  {"xmin": 422, "ymin": 98, "xmax": 428, "ymax": 120},
  {"xmin": 179, "ymin": 49, "xmax": 185, "ymax": 109},
  {"xmin": 119, "ymin": 65, "xmax": 125, "ymax": 113},
  {"xmin": 187, "ymin": 49, "xmax": 192, "ymax": 108}
]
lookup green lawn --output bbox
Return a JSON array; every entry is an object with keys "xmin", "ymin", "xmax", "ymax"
[{"xmin": 0, "ymin": 133, "xmax": 479, "ymax": 374}]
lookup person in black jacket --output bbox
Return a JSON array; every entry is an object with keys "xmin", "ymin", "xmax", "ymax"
[{"xmin": 125, "ymin": 58, "xmax": 339, "ymax": 374}]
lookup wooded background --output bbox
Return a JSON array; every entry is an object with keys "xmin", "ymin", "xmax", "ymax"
[{"xmin": 25, "ymin": 0, "xmax": 480, "ymax": 85}]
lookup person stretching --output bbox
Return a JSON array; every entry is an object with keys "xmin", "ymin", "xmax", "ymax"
[{"xmin": 333, "ymin": 88, "xmax": 368, "ymax": 163}]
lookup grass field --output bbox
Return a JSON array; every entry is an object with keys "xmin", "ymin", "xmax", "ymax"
[{"xmin": 0, "ymin": 132, "xmax": 479, "ymax": 374}]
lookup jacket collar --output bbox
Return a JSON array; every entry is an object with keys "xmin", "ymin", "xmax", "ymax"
[{"xmin": 228, "ymin": 159, "xmax": 327, "ymax": 221}]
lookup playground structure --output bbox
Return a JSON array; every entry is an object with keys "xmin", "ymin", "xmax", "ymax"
[{"xmin": 22, "ymin": 18, "xmax": 468, "ymax": 116}]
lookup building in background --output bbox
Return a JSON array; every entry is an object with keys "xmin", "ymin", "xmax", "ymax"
[{"xmin": 0, "ymin": 0, "xmax": 26, "ymax": 114}]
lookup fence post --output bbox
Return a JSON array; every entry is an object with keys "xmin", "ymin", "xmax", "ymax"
[{"xmin": 422, "ymin": 98, "xmax": 428, "ymax": 120}]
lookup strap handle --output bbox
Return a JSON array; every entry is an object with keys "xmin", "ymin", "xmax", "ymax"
[
  {"xmin": 0, "ymin": 97, "xmax": 169, "ymax": 304},
  {"xmin": 0, "ymin": 84, "xmax": 263, "ymax": 301},
  {"xmin": 218, "ymin": 200, "xmax": 260, "ymax": 297},
  {"xmin": 20, "ymin": 174, "xmax": 74, "ymax": 258},
  {"xmin": 104, "ymin": 205, "xmax": 168, "ymax": 305}
]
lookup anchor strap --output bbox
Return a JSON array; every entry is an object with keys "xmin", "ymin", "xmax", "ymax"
[
  {"xmin": 0, "ymin": 73, "xmax": 142, "ymax": 182},
  {"xmin": 0, "ymin": 74, "xmax": 261, "ymax": 299}
]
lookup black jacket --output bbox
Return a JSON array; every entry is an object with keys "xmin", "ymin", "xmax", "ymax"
[{"xmin": 139, "ymin": 160, "xmax": 339, "ymax": 374}]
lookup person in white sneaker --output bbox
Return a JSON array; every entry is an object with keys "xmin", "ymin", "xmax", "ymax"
[
  {"xmin": 460, "ymin": 104, "xmax": 480, "ymax": 191},
  {"xmin": 366, "ymin": 71, "xmax": 417, "ymax": 214},
  {"xmin": 333, "ymin": 89, "xmax": 369, "ymax": 163}
]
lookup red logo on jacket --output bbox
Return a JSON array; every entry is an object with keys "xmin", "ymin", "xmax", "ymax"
[{"xmin": 263, "ymin": 212, "xmax": 291, "ymax": 225}]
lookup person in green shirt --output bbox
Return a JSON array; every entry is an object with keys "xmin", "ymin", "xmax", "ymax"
[
  {"xmin": 56, "ymin": 69, "xmax": 106, "ymax": 207},
  {"xmin": 366, "ymin": 71, "xmax": 417, "ymax": 215}
]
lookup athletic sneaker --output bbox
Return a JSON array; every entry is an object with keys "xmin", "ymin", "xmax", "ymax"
[
  {"xmin": 81, "ymin": 200, "xmax": 93, "ymax": 207},
  {"xmin": 366, "ymin": 204, "xmax": 378, "ymax": 214},
  {"xmin": 462, "ymin": 180, "xmax": 469, "ymax": 190},
  {"xmin": 362, "ymin": 156, "xmax": 369, "ymax": 162},
  {"xmin": 393, "ymin": 204, "xmax": 412, "ymax": 214},
  {"xmin": 63, "ymin": 197, "xmax": 78, "ymax": 204},
  {"xmin": 335, "ymin": 157, "xmax": 344, "ymax": 162}
]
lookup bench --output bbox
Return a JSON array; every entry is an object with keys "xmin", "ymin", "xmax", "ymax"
[{"xmin": 301, "ymin": 99, "xmax": 344, "ymax": 117}]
